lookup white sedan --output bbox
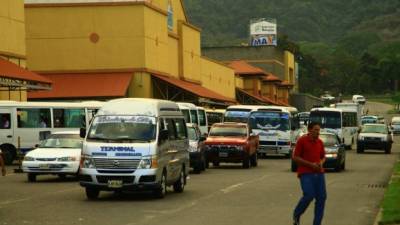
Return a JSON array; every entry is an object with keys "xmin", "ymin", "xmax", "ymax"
[{"xmin": 22, "ymin": 131, "xmax": 83, "ymax": 182}]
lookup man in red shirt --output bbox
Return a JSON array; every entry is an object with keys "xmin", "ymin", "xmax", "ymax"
[{"xmin": 292, "ymin": 122, "xmax": 326, "ymax": 225}]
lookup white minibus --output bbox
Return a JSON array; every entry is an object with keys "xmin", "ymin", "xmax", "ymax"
[
  {"xmin": 79, "ymin": 98, "xmax": 189, "ymax": 199},
  {"xmin": 0, "ymin": 101, "xmax": 103, "ymax": 164},
  {"xmin": 309, "ymin": 108, "xmax": 358, "ymax": 149}
]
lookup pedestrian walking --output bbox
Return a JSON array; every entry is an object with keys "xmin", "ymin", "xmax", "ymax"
[
  {"xmin": 0, "ymin": 149, "xmax": 6, "ymax": 176},
  {"xmin": 292, "ymin": 122, "xmax": 326, "ymax": 225}
]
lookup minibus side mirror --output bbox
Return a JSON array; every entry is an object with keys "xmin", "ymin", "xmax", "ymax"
[{"xmin": 80, "ymin": 128, "xmax": 86, "ymax": 138}]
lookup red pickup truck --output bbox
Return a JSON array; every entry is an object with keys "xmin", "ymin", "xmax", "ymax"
[{"xmin": 204, "ymin": 123, "xmax": 259, "ymax": 168}]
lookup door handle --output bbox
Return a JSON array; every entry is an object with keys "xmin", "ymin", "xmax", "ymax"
[{"xmin": 6, "ymin": 135, "xmax": 12, "ymax": 138}]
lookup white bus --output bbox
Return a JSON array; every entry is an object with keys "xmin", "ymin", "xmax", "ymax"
[
  {"xmin": 177, "ymin": 103, "xmax": 208, "ymax": 135},
  {"xmin": 248, "ymin": 106, "xmax": 300, "ymax": 157},
  {"xmin": 334, "ymin": 102, "xmax": 363, "ymax": 126},
  {"xmin": 223, "ymin": 105, "xmax": 269, "ymax": 123},
  {"xmin": 309, "ymin": 108, "xmax": 358, "ymax": 149},
  {"xmin": 0, "ymin": 101, "xmax": 103, "ymax": 164}
]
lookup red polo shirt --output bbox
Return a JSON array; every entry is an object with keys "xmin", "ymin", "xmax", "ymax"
[{"xmin": 294, "ymin": 134, "xmax": 325, "ymax": 177}]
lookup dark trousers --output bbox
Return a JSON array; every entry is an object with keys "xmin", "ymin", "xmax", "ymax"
[{"xmin": 294, "ymin": 173, "xmax": 327, "ymax": 225}]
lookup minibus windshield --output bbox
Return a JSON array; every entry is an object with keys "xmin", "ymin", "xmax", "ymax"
[
  {"xmin": 249, "ymin": 112, "xmax": 290, "ymax": 131},
  {"xmin": 87, "ymin": 116, "xmax": 156, "ymax": 142}
]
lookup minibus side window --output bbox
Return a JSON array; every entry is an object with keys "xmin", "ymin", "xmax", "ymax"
[
  {"xmin": 17, "ymin": 108, "xmax": 51, "ymax": 128},
  {"xmin": 174, "ymin": 118, "xmax": 187, "ymax": 139},
  {"xmin": 53, "ymin": 108, "xmax": 85, "ymax": 128},
  {"xmin": 198, "ymin": 110, "xmax": 206, "ymax": 126},
  {"xmin": 166, "ymin": 119, "xmax": 177, "ymax": 140},
  {"xmin": 0, "ymin": 113, "xmax": 11, "ymax": 129}
]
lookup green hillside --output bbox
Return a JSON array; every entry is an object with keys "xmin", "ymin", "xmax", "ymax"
[{"xmin": 183, "ymin": 0, "xmax": 400, "ymax": 96}]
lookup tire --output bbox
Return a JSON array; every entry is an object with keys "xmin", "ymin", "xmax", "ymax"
[
  {"xmin": 250, "ymin": 153, "xmax": 258, "ymax": 167},
  {"xmin": 1, "ymin": 147, "xmax": 15, "ymax": 165},
  {"xmin": 154, "ymin": 171, "xmax": 167, "ymax": 198},
  {"xmin": 85, "ymin": 187, "xmax": 100, "ymax": 200},
  {"xmin": 291, "ymin": 161, "xmax": 297, "ymax": 172},
  {"xmin": 200, "ymin": 154, "xmax": 206, "ymax": 171},
  {"xmin": 212, "ymin": 161, "xmax": 220, "ymax": 167},
  {"xmin": 173, "ymin": 168, "xmax": 185, "ymax": 193},
  {"xmin": 58, "ymin": 174, "xmax": 67, "ymax": 180},
  {"xmin": 27, "ymin": 173, "xmax": 36, "ymax": 182},
  {"xmin": 193, "ymin": 162, "xmax": 202, "ymax": 174},
  {"xmin": 357, "ymin": 147, "xmax": 364, "ymax": 153},
  {"xmin": 242, "ymin": 153, "xmax": 250, "ymax": 169},
  {"xmin": 341, "ymin": 160, "xmax": 346, "ymax": 171},
  {"xmin": 334, "ymin": 162, "xmax": 342, "ymax": 172},
  {"xmin": 385, "ymin": 146, "xmax": 391, "ymax": 154},
  {"xmin": 205, "ymin": 160, "xmax": 209, "ymax": 169}
]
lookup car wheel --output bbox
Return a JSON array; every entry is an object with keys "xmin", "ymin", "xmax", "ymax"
[
  {"xmin": 58, "ymin": 174, "xmax": 67, "ymax": 180},
  {"xmin": 173, "ymin": 168, "xmax": 185, "ymax": 193},
  {"xmin": 357, "ymin": 147, "xmax": 364, "ymax": 153},
  {"xmin": 27, "ymin": 173, "xmax": 36, "ymax": 182},
  {"xmin": 385, "ymin": 146, "xmax": 391, "ymax": 154},
  {"xmin": 200, "ymin": 158, "xmax": 206, "ymax": 171},
  {"xmin": 212, "ymin": 161, "xmax": 220, "ymax": 167},
  {"xmin": 341, "ymin": 160, "xmax": 346, "ymax": 171},
  {"xmin": 154, "ymin": 171, "xmax": 167, "ymax": 198},
  {"xmin": 250, "ymin": 153, "xmax": 258, "ymax": 167},
  {"xmin": 242, "ymin": 153, "xmax": 250, "ymax": 169},
  {"xmin": 85, "ymin": 187, "xmax": 100, "ymax": 200},
  {"xmin": 334, "ymin": 162, "xmax": 342, "ymax": 172}
]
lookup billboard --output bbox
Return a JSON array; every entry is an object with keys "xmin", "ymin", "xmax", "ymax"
[{"xmin": 250, "ymin": 18, "xmax": 277, "ymax": 46}]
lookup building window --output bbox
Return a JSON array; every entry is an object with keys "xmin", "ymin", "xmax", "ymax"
[{"xmin": 167, "ymin": 0, "xmax": 173, "ymax": 31}]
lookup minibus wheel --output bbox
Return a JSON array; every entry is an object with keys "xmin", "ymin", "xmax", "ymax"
[
  {"xmin": 154, "ymin": 171, "xmax": 167, "ymax": 198},
  {"xmin": 173, "ymin": 168, "xmax": 185, "ymax": 193},
  {"xmin": 27, "ymin": 173, "xmax": 36, "ymax": 182}
]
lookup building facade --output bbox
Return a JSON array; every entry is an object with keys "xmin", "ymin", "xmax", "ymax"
[
  {"xmin": 25, "ymin": 0, "xmax": 236, "ymax": 106},
  {"xmin": 0, "ymin": 0, "xmax": 51, "ymax": 101}
]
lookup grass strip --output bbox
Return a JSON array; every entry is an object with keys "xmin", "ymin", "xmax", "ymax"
[{"xmin": 380, "ymin": 160, "xmax": 400, "ymax": 225}]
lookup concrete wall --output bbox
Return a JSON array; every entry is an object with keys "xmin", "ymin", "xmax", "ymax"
[{"xmin": 289, "ymin": 93, "xmax": 324, "ymax": 112}]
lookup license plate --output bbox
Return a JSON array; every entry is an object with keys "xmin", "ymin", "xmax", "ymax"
[
  {"xmin": 219, "ymin": 152, "xmax": 228, "ymax": 157},
  {"xmin": 107, "ymin": 180, "xmax": 123, "ymax": 188},
  {"xmin": 39, "ymin": 164, "xmax": 49, "ymax": 169}
]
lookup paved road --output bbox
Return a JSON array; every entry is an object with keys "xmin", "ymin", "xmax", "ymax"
[{"xmin": 0, "ymin": 102, "xmax": 398, "ymax": 225}]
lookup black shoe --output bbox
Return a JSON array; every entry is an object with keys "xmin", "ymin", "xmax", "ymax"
[{"xmin": 293, "ymin": 217, "xmax": 300, "ymax": 225}]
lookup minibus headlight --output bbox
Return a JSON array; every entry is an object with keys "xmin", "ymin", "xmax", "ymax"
[
  {"xmin": 24, "ymin": 156, "xmax": 35, "ymax": 161},
  {"xmin": 138, "ymin": 156, "xmax": 158, "ymax": 169},
  {"xmin": 80, "ymin": 155, "xmax": 95, "ymax": 169},
  {"xmin": 58, "ymin": 157, "xmax": 77, "ymax": 162}
]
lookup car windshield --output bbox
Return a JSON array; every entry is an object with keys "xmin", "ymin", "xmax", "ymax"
[
  {"xmin": 249, "ymin": 111, "xmax": 290, "ymax": 131},
  {"xmin": 361, "ymin": 125, "xmax": 387, "ymax": 134},
  {"xmin": 309, "ymin": 111, "xmax": 341, "ymax": 129},
  {"xmin": 319, "ymin": 134, "xmax": 338, "ymax": 147},
  {"xmin": 87, "ymin": 115, "xmax": 156, "ymax": 142},
  {"xmin": 224, "ymin": 110, "xmax": 251, "ymax": 123},
  {"xmin": 187, "ymin": 127, "xmax": 198, "ymax": 141},
  {"xmin": 209, "ymin": 125, "xmax": 247, "ymax": 137},
  {"xmin": 40, "ymin": 134, "xmax": 82, "ymax": 148}
]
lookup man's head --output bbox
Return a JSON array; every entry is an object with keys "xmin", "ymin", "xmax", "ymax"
[{"xmin": 307, "ymin": 122, "xmax": 321, "ymax": 139}]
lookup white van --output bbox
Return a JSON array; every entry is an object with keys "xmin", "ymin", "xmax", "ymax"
[
  {"xmin": 176, "ymin": 103, "xmax": 208, "ymax": 135},
  {"xmin": 352, "ymin": 95, "xmax": 366, "ymax": 104},
  {"xmin": 79, "ymin": 98, "xmax": 189, "ymax": 199}
]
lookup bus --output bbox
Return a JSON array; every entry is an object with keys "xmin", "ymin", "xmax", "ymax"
[
  {"xmin": 248, "ymin": 106, "xmax": 299, "ymax": 157},
  {"xmin": 223, "ymin": 105, "xmax": 269, "ymax": 123},
  {"xmin": 0, "ymin": 101, "xmax": 104, "ymax": 164},
  {"xmin": 177, "ymin": 103, "xmax": 208, "ymax": 135},
  {"xmin": 205, "ymin": 108, "xmax": 225, "ymax": 131},
  {"xmin": 334, "ymin": 102, "xmax": 363, "ymax": 126},
  {"xmin": 309, "ymin": 108, "xmax": 358, "ymax": 149}
]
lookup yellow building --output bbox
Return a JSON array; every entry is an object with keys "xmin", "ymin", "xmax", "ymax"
[
  {"xmin": 25, "ymin": 0, "xmax": 236, "ymax": 106},
  {"xmin": 0, "ymin": 0, "xmax": 51, "ymax": 101}
]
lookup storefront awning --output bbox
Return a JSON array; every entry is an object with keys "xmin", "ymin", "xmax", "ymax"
[
  {"xmin": 152, "ymin": 74, "xmax": 236, "ymax": 103},
  {"xmin": 28, "ymin": 73, "xmax": 132, "ymax": 99},
  {"xmin": 0, "ymin": 58, "xmax": 52, "ymax": 90}
]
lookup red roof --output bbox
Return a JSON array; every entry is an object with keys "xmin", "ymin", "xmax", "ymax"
[
  {"xmin": 0, "ymin": 58, "xmax": 52, "ymax": 84},
  {"xmin": 279, "ymin": 81, "xmax": 294, "ymax": 86},
  {"xmin": 277, "ymin": 100, "xmax": 290, "ymax": 107},
  {"xmin": 152, "ymin": 74, "xmax": 235, "ymax": 103},
  {"xmin": 263, "ymin": 74, "xmax": 281, "ymax": 82},
  {"xmin": 237, "ymin": 88, "xmax": 278, "ymax": 105},
  {"xmin": 228, "ymin": 60, "xmax": 266, "ymax": 76},
  {"xmin": 28, "ymin": 73, "xmax": 132, "ymax": 99}
]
